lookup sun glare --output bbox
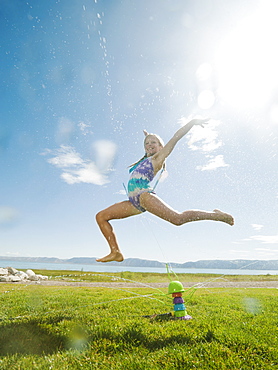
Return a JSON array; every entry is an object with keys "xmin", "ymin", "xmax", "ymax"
[
  {"xmin": 215, "ymin": 0, "xmax": 278, "ymax": 111},
  {"xmin": 198, "ymin": 90, "xmax": 215, "ymax": 110},
  {"xmin": 196, "ymin": 63, "xmax": 215, "ymax": 110}
]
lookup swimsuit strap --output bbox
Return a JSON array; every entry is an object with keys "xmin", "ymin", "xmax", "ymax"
[{"xmin": 123, "ymin": 182, "xmax": 128, "ymax": 196}]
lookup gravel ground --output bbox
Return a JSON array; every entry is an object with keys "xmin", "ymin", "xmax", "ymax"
[{"xmin": 16, "ymin": 280, "xmax": 278, "ymax": 289}]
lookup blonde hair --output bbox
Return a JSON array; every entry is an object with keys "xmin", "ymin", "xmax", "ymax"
[
  {"xmin": 144, "ymin": 133, "xmax": 164, "ymax": 147},
  {"xmin": 129, "ymin": 133, "xmax": 166, "ymax": 171}
]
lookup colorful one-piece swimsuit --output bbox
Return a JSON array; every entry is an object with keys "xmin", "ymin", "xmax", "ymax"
[{"xmin": 127, "ymin": 157, "xmax": 155, "ymax": 212}]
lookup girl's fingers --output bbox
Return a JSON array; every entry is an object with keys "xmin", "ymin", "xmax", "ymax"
[{"xmin": 191, "ymin": 118, "xmax": 210, "ymax": 125}]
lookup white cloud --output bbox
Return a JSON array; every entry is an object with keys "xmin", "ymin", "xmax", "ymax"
[
  {"xmin": 60, "ymin": 162, "xmax": 107, "ymax": 185},
  {"xmin": 92, "ymin": 140, "xmax": 117, "ymax": 173},
  {"xmin": 46, "ymin": 145, "xmax": 83, "ymax": 168},
  {"xmin": 229, "ymin": 249, "xmax": 251, "ymax": 254},
  {"xmin": 4, "ymin": 252, "xmax": 21, "ymax": 257},
  {"xmin": 236, "ymin": 232, "xmax": 278, "ymax": 246},
  {"xmin": 115, "ymin": 189, "xmax": 127, "ymax": 195},
  {"xmin": 255, "ymin": 248, "xmax": 278, "ymax": 252},
  {"xmin": 251, "ymin": 224, "xmax": 264, "ymax": 231},
  {"xmin": 187, "ymin": 119, "xmax": 222, "ymax": 152},
  {"xmin": 43, "ymin": 142, "xmax": 117, "ymax": 185},
  {"xmin": 249, "ymin": 235, "xmax": 278, "ymax": 244},
  {"xmin": 185, "ymin": 119, "xmax": 229, "ymax": 171},
  {"xmin": 0, "ymin": 206, "xmax": 20, "ymax": 227},
  {"xmin": 78, "ymin": 121, "xmax": 93, "ymax": 135},
  {"xmin": 196, "ymin": 155, "xmax": 229, "ymax": 171}
]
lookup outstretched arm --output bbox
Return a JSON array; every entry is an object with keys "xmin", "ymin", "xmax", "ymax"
[{"xmin": 153, "ymin": 118, "xmax": 209, "ymax": 170}]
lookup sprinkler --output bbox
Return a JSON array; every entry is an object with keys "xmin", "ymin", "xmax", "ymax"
[
  {"xmin": 144, "ymin": 266, "xmax": 194, "ymax": 321},
  {"xmin": 168, "ymin": 281, "xmax": 192, "ymax": 320}
]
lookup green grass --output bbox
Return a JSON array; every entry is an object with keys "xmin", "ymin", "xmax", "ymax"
[{"xmin": 0, "ymin": 272, "xmax": 277, "ymax": 369}]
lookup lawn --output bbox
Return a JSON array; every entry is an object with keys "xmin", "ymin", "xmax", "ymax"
[{"xmin": 0, "ymin": 271, "xmax": 277, "ymax": 369}]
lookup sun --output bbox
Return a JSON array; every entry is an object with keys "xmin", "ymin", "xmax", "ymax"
[{"xmin": 215, "ymin": 0, "xmax": 278, "ymax": 112}]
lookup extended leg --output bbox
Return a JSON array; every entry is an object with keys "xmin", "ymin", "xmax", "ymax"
[
  {"xmin": 140, "ymin": 193, "xmax": 234, "ymax": 226},
  {"xmin": 96, "ymin": 200, "xmax": 142, "ymax": 262}
]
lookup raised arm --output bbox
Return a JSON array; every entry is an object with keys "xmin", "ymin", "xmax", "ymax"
[{"xmin": 152, "ymin": 118, "xmax": 209, "ymax": 171}]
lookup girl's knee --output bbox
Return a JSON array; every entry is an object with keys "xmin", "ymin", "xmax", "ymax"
[
  {"xmin": 171, "ymin": 218, "xmax": 183, "ymax": 226},
  {"xmin": 170, "ymin": 211, "xmax": 191, "ymax": 226},
  {"xmin": 96, "ymin": 211, "xmax": 105, "ymax": 225},
  {"xmin": 165, "ymin": 214, "xmax": 183, "ymax": 226}
]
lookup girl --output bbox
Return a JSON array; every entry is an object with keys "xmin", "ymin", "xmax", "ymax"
[{"xmin": 96, "ymin": 118, "xmax": 234, "ymax": 263}]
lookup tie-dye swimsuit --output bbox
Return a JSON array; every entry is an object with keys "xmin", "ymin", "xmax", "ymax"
[{"xmin": 128, "ymin": 157, "xmax": 156, "ymax": 212}]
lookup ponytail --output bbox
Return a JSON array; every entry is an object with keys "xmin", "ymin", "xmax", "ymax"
[{"xmin": 128, "ymin": 154, "xmax": 147, "ymax": 172}]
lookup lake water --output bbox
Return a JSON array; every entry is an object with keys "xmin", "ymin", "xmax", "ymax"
[{"xmin": 0, "ymin": 260, "xmax": 277, "ymax": 275}]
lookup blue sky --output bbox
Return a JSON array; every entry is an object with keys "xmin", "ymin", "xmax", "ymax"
[{"xmin": 1, "ymin": 0, "xmax": 277, "ymax": 263}]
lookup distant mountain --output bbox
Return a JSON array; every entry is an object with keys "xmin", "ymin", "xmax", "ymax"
[
  {"xmin": 111, "ymin": 258, "xmax": 164, "ymax": 268},
  {"xmin": 1, "ymin": 256, "xmax": 278, "ymax": 270},
  {"xmin": 179, "ymin": 259, "xmax": 278, "ymax": 270},
  {"xmin": 0, "ymin": 256, "xmax": 64, "ymax": 263}
]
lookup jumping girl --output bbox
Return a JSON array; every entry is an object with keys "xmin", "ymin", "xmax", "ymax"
[{"xmin": 96, "ymin": 118, "xmax": 234, "ymax": 263}]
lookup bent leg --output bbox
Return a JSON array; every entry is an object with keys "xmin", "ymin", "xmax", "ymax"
[
  {"xmin": 139, "ymin": 193, "xmax": 234, "ymax": 226},
  {"xmin": 96, "ymin": 200, "xmax": 142, "ymax": 262}
]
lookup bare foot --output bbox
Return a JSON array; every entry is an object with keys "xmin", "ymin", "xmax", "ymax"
[
  {"xmin": 213, "ymin": 209, "xmax": 234, "ymax": 226},
  {"xmin": 96, "ymin": 251, "xmax": 124, "ymax": 263}
]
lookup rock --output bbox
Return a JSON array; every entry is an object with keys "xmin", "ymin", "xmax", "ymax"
[
  {"xmin": 0, "ymin": 267, "xmax": 48, "ymax": 282},
  {"xmin": 15, "ymin": 271, "xmax": 29, "ymax": 280},
  {"xmin": 7, "ymin": 267, "xmax": 18, "ymax": 275},
  {"xmin": 29, "ymin": 274, "xmax": 39, "ymax": 281},
  {"xmin": 10, "ymin": 275, "xmax": 21, "ymax": 282},
  {"xmin": 0, "ymin": 268, "xmax": 8, "ymax": 276},
  {"xmin": 0, "ymin": 275, "xmax": 11, "ymax": 282},
  {"xmin": 36, "ymin": 274, "xmax": 48, "ymax": 281},
  {"xmin": 0, "ymin": 275, "xmax": 21, "ymax": 282},
  {"xmin": 26, "ymin": 269, "xmax": 36, "ymax": 278}
]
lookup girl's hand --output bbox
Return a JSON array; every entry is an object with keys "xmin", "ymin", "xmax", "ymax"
[{"xmin": 190, "ymin": 118, "xmax": 210, "ymax": 128}]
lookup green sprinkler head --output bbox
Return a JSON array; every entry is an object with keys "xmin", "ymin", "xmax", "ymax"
[{"xmin": 168, "ymin": 280, "xmax": 185, "ymax": 294}]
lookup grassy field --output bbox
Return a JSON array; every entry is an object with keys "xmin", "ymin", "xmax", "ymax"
[
  {"xmin": 32, "ymin": 268, "xmax": 278, "ymax": 283},
  {"xmin": 0, "ymin": 271, "xmax": 277, "ymax": 369}
]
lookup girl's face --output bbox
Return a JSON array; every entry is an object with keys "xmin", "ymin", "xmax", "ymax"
[{"xmin": 144, "ymin": 135, "xmax": 163, "ymax": 156}]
